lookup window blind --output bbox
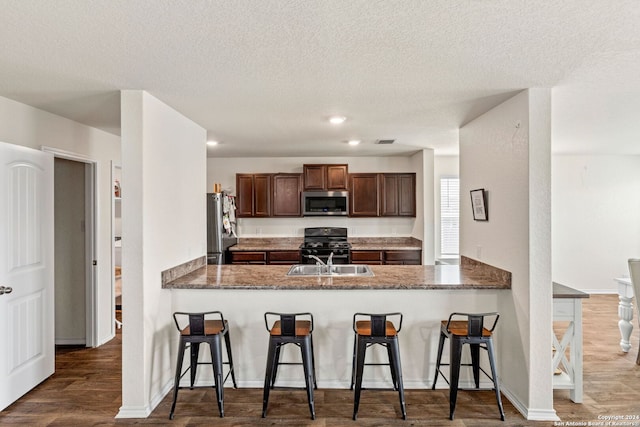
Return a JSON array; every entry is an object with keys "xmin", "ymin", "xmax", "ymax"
[{"xmin": 440, "ymin": 177, "xmax": 459, "ymax": 255}]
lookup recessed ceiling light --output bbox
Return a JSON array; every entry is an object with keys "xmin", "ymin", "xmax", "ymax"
[
  {"xmin": 329, "ymin": 116, "xmax": 346, "ymax": 125},
  {"xmin": 207, "ymin": 140, "xmax": 219, "ymax": 146},
  {"xmin": 347, "ymin": 140, "xmax": 361, "ymax": 146}
]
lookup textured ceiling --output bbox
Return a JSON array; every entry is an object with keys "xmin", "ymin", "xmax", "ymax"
[{"xmin": 1, "ymin": 1, "xmax": 639, "ymax": 157}]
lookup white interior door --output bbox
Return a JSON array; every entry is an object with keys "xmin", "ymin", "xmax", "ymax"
[{"xmin": 0, "ymin": 141, "xmax": 54, "ymax": 411}]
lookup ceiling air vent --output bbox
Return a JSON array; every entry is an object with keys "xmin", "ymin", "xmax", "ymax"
[{"xmin": 375, "ymin": 139, "xmax": 395, "ymax": 145}]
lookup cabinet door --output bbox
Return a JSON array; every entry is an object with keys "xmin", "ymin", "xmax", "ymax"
[
  {"xmin": 303, "ymin": 164, "xmax": 325, "ymax": 190},
  {"xmin": 326, "ymin": 164, "xmax": 348, "ymax": 190},
  {"xmin": 349, "ymin": 173, "xmax": 379, "ymax": 217},
  {"xmin": 268, "ymin": 250, "xmax": 301, "ymax": 264},
  {"xmin": 380, "ymin": 173, "xmax": 416, "ymax": 217},
  {"xmin": 380, "ymin": 174, "xmax": 399, "ymax": 216},
  {"xmin": 253, "ymin": 174, "xmax": 271, "ymax": 217},
  {"xmin": 384, "ymin": 250, "xmax": 422, "ymax": 265},
  {"xmin": 272, "ymin": 174, "xmax": 302, "ymax": 216},
  {"xmin": 231, "ymin": 251, "xmax": 267, "ymax": 264},
  {"xmin": 397, "ymin": 174, "xmax": 416, "ymax": 217},
  {"xmin": 236, "ymin": 174, "xmax": 254, "ymax": 217},
  {"xmin": 351, "ymin": 250, "xmax": 384, "ymax": 265}
]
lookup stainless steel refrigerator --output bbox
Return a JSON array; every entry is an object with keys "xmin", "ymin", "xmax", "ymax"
[{"xmin": 207, "ymin": 193, "xmax": 237, "ymax": 264}]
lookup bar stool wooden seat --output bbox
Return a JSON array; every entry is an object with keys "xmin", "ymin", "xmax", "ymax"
[
  {"xmin": 432, "ymin": 312, "xmax": 504, "ymax": 421},
  {"xmin": 351, "ymin": 312, "xmax": 406, "ymax": 421},
  {"xmin": 169, "ymin": 311, "xmax": 237, "ymax": 419},
  {"xmin": 262, "ymin": 312, "xmax": 317, "ymax": 420}
]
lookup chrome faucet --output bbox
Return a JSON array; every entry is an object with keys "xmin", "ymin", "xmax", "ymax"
[
  {"xmin": 327, "ymin": 252, "xmax": 334, "ymax": 268},
  {"xmin": 308, "ymin": 255, "xmax": 326, "ymax": 266}
]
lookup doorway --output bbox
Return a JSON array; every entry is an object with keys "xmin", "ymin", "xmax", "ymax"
[
  {"xmin": 111, "ymin": 163, "xmax": 122, "ymax": 330},
  {"xmin": 46, "ymin": 148, "xmax": 97, "ymax": 347}
]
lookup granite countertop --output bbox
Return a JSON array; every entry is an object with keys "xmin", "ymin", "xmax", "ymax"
[
  {"xmin": 230, "ymin": 237, "xmax": 301, "ymax": 251},
  {"xmin": 163, "ymin": 256, "xmax": 510, "ymax": 291},
  {"xmin": 349, "ymin": 237, "xmax": 422, "ymax": 251},
  {"xmin": 229, "ymin": 237, "xmax": 422, "ymax": 252}
]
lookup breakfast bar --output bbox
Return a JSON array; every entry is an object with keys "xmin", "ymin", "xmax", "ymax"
[{"xmin": 163, "ymin": 257, "xmax": 511, "ymax": 390}]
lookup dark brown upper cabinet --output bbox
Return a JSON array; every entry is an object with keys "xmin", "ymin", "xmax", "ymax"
[
  {"xmin": 348, "ymin": 173, "xmax": 380, "ymax": 217},
  {"xmin": 236, "ymin": 173, "xmax": 271, "ymax": 217},
  {"xmin": 272, "ymin": 173, "xmax": 302, "ymax": 217},
  {"xmin": 303, "ymin": 164, "xmax": 348, "ymax": 191},
  {"xmin": 380, "ymin": 173, "xmax": 416, "ymax": 217}
]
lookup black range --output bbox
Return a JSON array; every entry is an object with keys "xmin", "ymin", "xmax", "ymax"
[{"xmin": 299, "ymin": 227, "xmax": 351, "ymax": 264}]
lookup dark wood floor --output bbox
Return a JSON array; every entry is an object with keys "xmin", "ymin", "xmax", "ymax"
[{"xmin": 1, "ymin": 295, "xmax": 639, "ymax": 426}]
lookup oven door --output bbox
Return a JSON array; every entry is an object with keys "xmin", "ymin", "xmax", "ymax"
[{"xmin": 301, "ymin": 251, "xmax": 350, "ymax": 264}]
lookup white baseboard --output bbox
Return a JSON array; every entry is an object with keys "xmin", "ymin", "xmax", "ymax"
[
  {"xmin": 584, "ymin": 289, "xmax": 618, "ymax": 295},
  {"xmin": 115, "ymin": 406, "xmax": 152, "ymax": 419},
  {"xmin": 500, "ymin": 383, "xmax": 559, "ymax": 421},
  {"xmin": 116, "ymin": 381, "xmax": 173, "ymax": 419},
  {"xmin": 54, "ymin": 338, "xmax": 86, "ymax": 346}
]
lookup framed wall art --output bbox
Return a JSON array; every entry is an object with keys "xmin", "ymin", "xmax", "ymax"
[{"xmin": 470, "ymin": 188, "xmax": 488, "ymax": 221}]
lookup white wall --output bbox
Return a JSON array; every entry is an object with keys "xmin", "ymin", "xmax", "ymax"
[
  {"xmin": 412, "ymin": 149, "xmax": 436, "ymax": 264},
  {"xmin": 0, "ymin": 95, "xmax": 120, "ymax": 346},
  {"xmin": 119, "ymin": 91, "xmax": 206, "ymax": 417},
  {"xmin": 207, "ymin": 155, "xmax": 421, "ymax": 238},
  {"xmin": 553, "ymin": 155, "xmax": 640, "ymax": 292},
  {"xmin": 460, "ymin": 89, "xmax": 554, "ymax": 420}
]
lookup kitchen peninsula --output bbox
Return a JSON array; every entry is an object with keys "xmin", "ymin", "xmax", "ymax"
[
  {"xmin": 164, "ymin": 256, "xmax": 509, "ymax": 290},
  {"xmin": 163, "ymin": 256, "xmax": 511, "ymax": 390}
]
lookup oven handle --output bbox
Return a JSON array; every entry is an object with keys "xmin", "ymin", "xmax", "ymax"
[{"xmin": 299, "ymin": 252, "xmax": 351, "ymax": 264}]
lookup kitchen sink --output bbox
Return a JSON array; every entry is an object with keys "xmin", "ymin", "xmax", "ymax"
[{"xmin": 286, "ymin": 264, "xmax": 374, "ymax": 277}]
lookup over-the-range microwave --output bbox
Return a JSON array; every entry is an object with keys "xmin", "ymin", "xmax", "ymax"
[{"xmin": 302, "ymin": 191, "xmax": 348, "ymax": 216}]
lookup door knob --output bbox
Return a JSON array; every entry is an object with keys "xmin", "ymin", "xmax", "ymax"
[{"xmin": 0, "ymin": 286, "xmax": 13, "ymax": 295}]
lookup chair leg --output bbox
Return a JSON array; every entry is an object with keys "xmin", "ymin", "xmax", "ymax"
[
  {"xmin": 310, "ymin": 334, "xmax": 318, "ymax": 389},
  {"xmin": 389, "ymin": 338, "xmax": 407, "ymax": 420},
  {"xmin": 350, "ymin": 333, "xmax": 357, "ymax": 390},
  {"xmin": 270, "ymin": 344, "xmax": 282, "ymax": 388},
  {"xmin": 189, "ymin": 342, "xmax": 200, "ymax": 388},
  {"xmin": 301, "ymin": 337, "xmax": 316, "ymax": 420},
  {"xmin": 210, "ymin": 336, "xmax": 225, "ymax": 417},
  {"xmin": 386, "ymin": 343, "xmax": 398, "ymax": 390},
  {"xmin": 432, "ymin": 332, "xmax": 446, "ymax": 389},
  {"xmin": 449, "ymin": 338, "xmax": 463, "ymax": 420},
  {"xmin": 486, "ymin": 339, "xmax": 505, "ymax": 421},
  {"xmin": 262, "ymin": 339, "xmax": 278, "ymax": 418},
  {"xmin": 169, "ymin": 339, "xmax": 187, "ymax": 420},
  {"xmin": 352, "ymin": 337, "xmax": 367, "ymax": 421},
  {"xmin": 223, "ymin": 329, "xmax": 237, "ymax": 388},
  {"xmin": 470, "ymin": 343, "xmax": 480, "ymax": 388}
]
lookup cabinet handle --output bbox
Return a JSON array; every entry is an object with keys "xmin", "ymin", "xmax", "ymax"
[{"xmin": 0, "ymin": 286, "xmax": 13, "ymax": 295}]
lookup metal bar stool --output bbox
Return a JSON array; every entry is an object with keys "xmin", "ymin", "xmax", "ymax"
[
  {"xmin": 351, "ymin": 312, "xmax": 406, "ymax": 421},
  {"xmin": 169, "ymin": 311, "xmax": 237, "ymax": 419},
  {"xmin": 432, "ymin": 312, "xmax": 504, "ymax": 421},
  {"xmin": 262, "ymin": 312, "xmax": 317, "ymax": 420}
]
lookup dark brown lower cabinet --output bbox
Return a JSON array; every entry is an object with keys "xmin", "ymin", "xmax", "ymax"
[
  {"xmin": 230, "ymin": 251, "xmax": 267, "ymax": 264},
  {"xmin": 351, "ymin": 249, "xmax": 422, "ymax": 265},
  {"xmin": 351, "ymin": 250, "xmax": 384, "ymax": 265},
  {"xmin": 267, "ymin": 250, "xmax": 301, "ymax": 264},
  {"xmin": 232, "ymin": 250, "xmax": 300, "ymax": 265},
  {"xmin": 384, "ymin": 250, "xmax": 422, "ymax": 265}
]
